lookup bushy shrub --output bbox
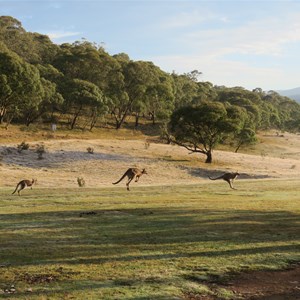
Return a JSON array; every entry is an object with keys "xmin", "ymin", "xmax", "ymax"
[
  {"xmin": 77, "ymin": 177, "xmax": 85, "ymax": 187},
  {"xmin": 17, "ymin": 141, "xmax": 29, "ymax": 153},
  {"xmin": 87, "ymin": 147, "xmax": 94, "ymax": 154},
  {"xmin": 36, "ymin": 144, "xmax": 45, "ymax": 159}
]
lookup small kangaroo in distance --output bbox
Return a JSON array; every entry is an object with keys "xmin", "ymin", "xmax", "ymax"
[
  {"xmin": 208, "ymin": 172, "xmax": 239, "ymax": 190},
  {"xmin": 113, "ymin": 168, "xmax": 147, "ymax": 191},
  {"xmin": 12, "ymin": 179, "xmax": 36, "ymax": 196}
]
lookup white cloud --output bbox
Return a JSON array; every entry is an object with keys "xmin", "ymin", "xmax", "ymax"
[
  {"xmin": 148, "ymin": 54, "xmax": 285, "ymax": 90},
  {"xmin": 44, "ymin": 30, "xmax": 81, "ymax": 42},
  {"xmin": 160, "ymin": 10, "xmax": 213, "ymax": 29},
  {"xmin": 178, "ymin": 13, "xmax": 300, "ymax": 57}
]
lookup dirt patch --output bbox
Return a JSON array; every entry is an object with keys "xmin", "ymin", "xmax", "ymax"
[
  {"xmin": 227, "ymin": 264, "xmax": 300, "ymax": 299},
  {"xmin": 184, "ymin": 264, "xmax": 300, "ymax": 299}
]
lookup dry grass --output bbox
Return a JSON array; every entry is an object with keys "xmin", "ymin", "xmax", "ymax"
[{"xmin": 0, "ymin": 127, "xmax": 299, "ymax": 189}]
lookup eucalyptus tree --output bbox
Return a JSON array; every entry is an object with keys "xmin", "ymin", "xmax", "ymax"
[
  {"xmin": 21, "ymin": 78, "xmax": 64, "ymax": 126},
  {"xmin": 0, "ymin": 44, "xmax": 44, "ymax": 125},
  {"xmin": 234, "ymin": 126, "xmax": 257, "ymax": 153},
  {"xmin": 60, "ymin": 78, "xmax": 106, "ymax": 129},
  {"xmin": 216, "ymin": 86, "xmax": 262, "ymax": 129},
  {"xmin": 54, "ymin": 41, "xmax": 125, "ymax": 127},
  {"xmin": 171, "ymin": 72, "xmax": 200, "ymax": 108},
  {"xmin": 146, "ymin": 77, "xmax": 174, "ymax": 126},
  {"xmin": 193, "ymin": 81, "xmax": 218, "ymax": 105},
  {"xmin": 110, "ymin": 60, "xmax": 169, "ymax": 129},
  {"xmin": 36, "ymin": 64, "xmax": 64, "ymax": 84},
  {"xmin": 169, "ymin": 102, "xmax": 245, "ymax": 163},
  {"xmin": 54, "ymin": 41, "xmax": 123, "ymax": 90},
  {"xmin": 134, "ymin": 62, "xmax": 174, "ymax": 127},
  {"xmin": 262, "ymin": 90, "xmax": 300, "ymax": 130},
  {"xmin": 30, "ymin": 32, "xmax": 59, "ymax": 64},
  {"xmin": 115, "ymin": 60, "xmax": 147, "ymax": 128},
  {"xmin": 0, "ymin": 16, "xmax": 45, "ymax": 64}
]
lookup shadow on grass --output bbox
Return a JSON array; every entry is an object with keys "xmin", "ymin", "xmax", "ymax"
[
  {"xmin": 0, "ymin": 208, "xmax": 299, "ymax": 267},
  {"xmin": 185, "ymin": 166, "xmax": 271, "ymax": 179},
  {"xmin": 0, "ymin": 146, "xmax": 132, "ymax": 169}
]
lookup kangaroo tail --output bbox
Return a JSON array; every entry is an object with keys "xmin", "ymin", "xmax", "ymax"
[
  {"xmin": 12, "ymin": 184, "xmax": 19, "ymax": 195},
  {"xmin": 208, "ymin": 175, "xmax": 223, "ymax": 181},
  {"xmin": 112, "ymin": 172, "xmax": 127, "ymax": 185}
]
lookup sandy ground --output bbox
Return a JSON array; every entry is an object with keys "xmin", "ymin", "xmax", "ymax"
[{"xmin": 0, "ymin": 132, "xmax": 299, "ymax": 189}]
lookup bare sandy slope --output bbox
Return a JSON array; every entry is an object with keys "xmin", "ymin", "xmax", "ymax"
[{"xmin": 0, "ymin": 132, "xmax": 299, "ymax": 189}]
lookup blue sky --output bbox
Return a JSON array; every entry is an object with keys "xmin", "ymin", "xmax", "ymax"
[{"xmin": 1, "ymin": 0, "xmax": 300, "ymax": 91}]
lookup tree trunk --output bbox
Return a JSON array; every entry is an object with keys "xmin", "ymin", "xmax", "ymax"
[
  {"xmin": 149, "ymin": 111, "xmax": 156, "ymax": 125},
  {"xmin": 4, "ymin": 113, "xmax": 14, "ymax": 130},
  {"xmin": 205, "ymin": 150, "xmax": 212, "ymax": 163},
  {"xmin": 235, "ymin": 142, "xmax": 242, "ymax": 153},
  {"xmin": 70, "ymin": 106, "xmax": 82, "ymax": 130},
  {"xmin": 0, "ymin": 107, "xmax": 6, "ymax": 124},
  {"xmin": 115, "ymin": 117, "xmax": 122, "ymax": 129},
  {"xmin": 71, "ymin": 112, "xmax": 80, "ymax": 129},
  {"xmin": 135, "ymin": 113, "xmax": 139, "ymax": 127}
]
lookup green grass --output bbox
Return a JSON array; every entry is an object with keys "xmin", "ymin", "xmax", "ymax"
[{"xmin": 0, "ymin": 179, "xmax": 299, "ymax": 299}]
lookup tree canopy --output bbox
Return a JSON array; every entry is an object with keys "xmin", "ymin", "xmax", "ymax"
[
  {"xmin": 169, "ymin": 102, "xmax": 245, "ymax": 163},
  {"xmin": 0, "ymin": 15, "xmax": 299, "ymax": 146}
]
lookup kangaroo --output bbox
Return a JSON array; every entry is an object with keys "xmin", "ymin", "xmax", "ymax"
[
  {"xmin": 12, "ymin": 179, "xmax": 36, "ymax": 196},
  {"xmin": 112, "ymin": 168, "xmax": 147, "ymax": 191},
  {"xmin": 208, "ymin": 172, "xmax": 239, "ymax": 190}
]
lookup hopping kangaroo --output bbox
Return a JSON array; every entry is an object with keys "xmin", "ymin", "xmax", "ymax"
[
  {"xmin": 208, "ymin": 172, "xmax": 239, "ymax": 190},
  {"xmin": 12, "ymin": 179, "xmax": 36, "ymax": 196},
  {"xmin": 113, "ymin": 168, "xmax": 147, "ymax": 191}
]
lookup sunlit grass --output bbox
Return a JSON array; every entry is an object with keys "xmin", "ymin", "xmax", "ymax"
[
  {"xmin": 0, "ymin": 121, "xmax": 153, "ymax": 144},
  {"xmin": 0, "ymin": 179, "xmax": 299, "ymax": 299}
]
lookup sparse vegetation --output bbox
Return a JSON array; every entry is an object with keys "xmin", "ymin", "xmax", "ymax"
[
  {"xmin": 86, "ymin": 146, "xmax": 94, "ymax": 154},
  {"xmin": 17, "ymin": 141, "xmax": 29, "ymax": 152},
  {"xmin": 144, "ymin": 141, "xmax": 150, "ymax": 149},
  {"xmin": 77, "ymin": 177, "xmax": 85, "ymax": 187},
  {"xmin": 35, "ymin": 144, "xmax": 45, "ymax": 159}
]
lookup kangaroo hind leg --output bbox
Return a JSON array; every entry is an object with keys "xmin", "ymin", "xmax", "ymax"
[
  {"xmin": 226, "ymin": 179, "xmax": 236, "ymax": 190},
  {"xmin": 126, "ymin": 177, "xmax": 134, "ymax": 191}
]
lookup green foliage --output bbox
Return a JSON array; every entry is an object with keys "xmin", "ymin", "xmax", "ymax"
[
  {"xmin": 0, "ymin": 16, "xmax": 300, "ymax": 134},
  {"xmin": 60, "ymin": 78, "xmax": 107, "ymax": 129},
  {"xmin": 234, "ymin": 126, "xmax": 257, "ymax": 152},
  {"xmin": 169, "ymin": 102, "xmax": 244, "ymax": 163},
  {"xmin": 0, "ymin": 47, "xmax": 44, "ymax": 124}
]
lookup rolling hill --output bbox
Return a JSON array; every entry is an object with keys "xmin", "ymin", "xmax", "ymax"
[{"xmin": 277, "ymin": 87, "xmax": 300, "ymax": 102}]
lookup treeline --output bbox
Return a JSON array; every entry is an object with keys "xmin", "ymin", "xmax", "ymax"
[{"xmin": 1, "ymin": 16, "xmax": 300, "ymax": 139}]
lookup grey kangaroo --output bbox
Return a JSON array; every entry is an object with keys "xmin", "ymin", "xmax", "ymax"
[
  {"xmin": 12, "ymin": 179, "xmax": 36, "ymax": 196},
  {"xmin": 113, "ymin": 168, "xmax": 147, "ymax": 191},
  {"xmin": 209, "ymin": 172, "xmax": 239, "ymax": 190}
]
